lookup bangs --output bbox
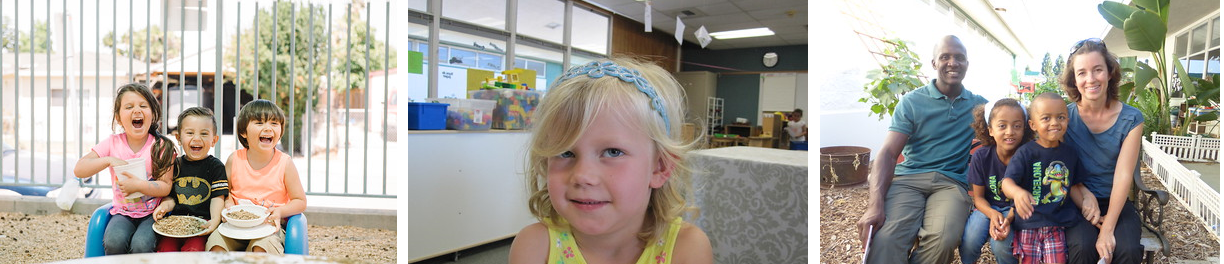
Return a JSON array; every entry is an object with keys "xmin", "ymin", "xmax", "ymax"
[{"xmin": 531, "ymin": 77, "xmax": 662, "ymax": 157}]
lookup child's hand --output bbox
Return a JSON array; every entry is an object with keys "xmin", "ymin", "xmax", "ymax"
[
  {"xmin": 152, "ymin": 199, "xmax": 175, "ymax": 221},
  {"xmin": 265, "ymin": 207, "xmax": 283, "ymax": 228},
  {"xmin": 1012, "ymin": 195, "xmax": 1034, "ymax": 219},
  {"xmin": 115, "ymin": 172, "xmax": 143, "ymax": 196},
  {"xmin": 107, "ymin": 157, "xmax": 129, "ymax": 168},
  {"xmin": 201, "ymin": 218, "xmax": 221, "ymax": 236}
]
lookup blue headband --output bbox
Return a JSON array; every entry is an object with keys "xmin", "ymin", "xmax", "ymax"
[{"xmin": 558, "ymin": 61, "xmax": 671, "ymax": 135}]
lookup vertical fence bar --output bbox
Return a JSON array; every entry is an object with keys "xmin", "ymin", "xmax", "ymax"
[
  {"xmin": 214, "ymin": 0, "xmax": 223, "ymax": 158},
  {"xmin": 288, "ymin": 2, "xmax": 295, "ymax": 156},
  {"xmin": 48, "ymin": 0, "xmax": 54, "ymax": 184},
  {"xmin": 180, "ymin": 0, "xmax": 186, "ymax": 120},
  {"xmin": 162, "ymin": 0, "xmax": 169, "ymax": 134},
  {"xmin": 363, "ymin": 3, "xmax": 369, "ymax": 194},
  {"xmin": 12, "ymin": 0, "xmax": 17, "ymax": 186},
  {"xmin": 272, "ymin": 1, "xmax": 278, "ymax": 105},
  {"xmin": 105, "ymin": 0, "xmax": 112, "ymax": 185},
  {"xmin": 2, "ymin": 0, "xmax": 5, "ymax": 185},
  {"xmin": 144, "ymin": 0, "xmax": 149, "ymax": 84},
  {"xmin": 325, "ymin": 3, "xmax": 332, "ymax": 193},
  {"xmin": 254, "ymin": 1, "xmax": 260, "ymax": 99},
  {"xmin": 235, "ymin": 1, "xmax": 242, "ymax": 150},
  {"xmin": 344, "ymin": 2, "xmax": 351, "ymax": 193},
  {"xmin": 197, "ymin": 0, "xmax": 202, "ymax": 109},
  {"xmin": 64, "ymin": 0, "xmax": 70, "ymax": 184},
  {"xmin": 382, "ymin": 1, "xmax": 389, "ymax": 195},
  {"xmin": 306, "ymin": 3, "xmax": 314, "ymax": 192},
  {"xmin": 33, "ymin": 0, "xmax": 38, "ymax": 183}
]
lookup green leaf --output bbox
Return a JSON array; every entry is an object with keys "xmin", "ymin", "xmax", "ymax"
[
  {"xmin": 1194, "ymin": 111, "xmax": 1218, "ymax": 122},
  {"xmin": 871, "ymin": 104, "xmax": 884, "ymax": 114},
  {"xmin": 1133, "ymin": 0, "xmax": 1170, "ymax": 23},
  {"xmin": 1123, "ymin": 10, "xmax": 1167, "ymax": 52},
  {"xmin": 1119, "ymin": 82, "xmax": 1136, "ymax": 104},
  {"xmin": 1099, "ymin": 2, "xmax": 1139, "ymax": 29},
  {"xmin": 1134, "ymin": 61, "xmax": 1157, "ymax": 93}
]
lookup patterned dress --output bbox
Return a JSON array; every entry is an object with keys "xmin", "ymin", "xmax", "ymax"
[{"xmin": 546, "ymin": 217, "xmax": 683, "ymax": 264}]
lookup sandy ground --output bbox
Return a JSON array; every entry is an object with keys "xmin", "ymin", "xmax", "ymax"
[
  {"xmin": 0, "ymin": 212, "xmax": 395, "ymax": 263},
  {"xmin": 819, "ymin": 166, "xmax": 1220, "ymax": 264}
]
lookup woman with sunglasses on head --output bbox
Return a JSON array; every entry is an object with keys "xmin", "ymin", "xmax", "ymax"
[{"xmin": 1059, "ymin": 38, "xmax": 1145, "ymax": 264}]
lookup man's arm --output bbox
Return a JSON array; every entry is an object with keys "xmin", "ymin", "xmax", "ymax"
[{"xmin": 856, "ymin": 131, "xmax": 908, "ymax": 248}]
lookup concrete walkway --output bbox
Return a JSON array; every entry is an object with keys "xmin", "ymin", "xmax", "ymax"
[{"xmin": 1181, "ymin": 161, "xmax": 1220, "ymax": 191}]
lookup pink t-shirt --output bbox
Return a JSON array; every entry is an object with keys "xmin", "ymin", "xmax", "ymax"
[{"xmin": 92, "ymin": 133, "xmax": 158, "ymax": 218}]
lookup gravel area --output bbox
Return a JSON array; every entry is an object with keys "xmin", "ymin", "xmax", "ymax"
[
  {"xmin": 819, "ymin": 165, "xmax": 1220, "ymax": 263},
  {"xmin": 0, "ymin": 212, "xmax": 395, "ymax": 263}
]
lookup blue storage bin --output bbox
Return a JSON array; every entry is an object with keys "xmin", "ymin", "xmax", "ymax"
[
  {"xmin": 789, "ymin": 141, "xmax": 808, "ymax": 151},
  {"xmin": 407, "ymin": 102, "xmax": 449, "ymax": 130}
]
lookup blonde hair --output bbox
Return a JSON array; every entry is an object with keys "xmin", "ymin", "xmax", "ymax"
[{"xmin": 525, "ymin": 56, "xmax": 703, "ymax": 243}]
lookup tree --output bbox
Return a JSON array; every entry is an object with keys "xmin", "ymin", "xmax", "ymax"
[
  {"xmin": 224, "ymin": 0, "xmax": 396, "ymax": 155},
  {"xmin": 1, "ymin": 18, "xmax": 52, "ymax": 53},
  {"xmin": 102, "ymin": 25, "xmax": 181, "ymax": 63}
]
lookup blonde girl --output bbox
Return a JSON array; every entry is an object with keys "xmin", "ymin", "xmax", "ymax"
[{"xmin": 509, "ymin": 57, "xmax": 713, "ymax": 264}]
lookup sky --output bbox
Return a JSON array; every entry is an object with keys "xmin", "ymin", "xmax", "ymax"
[{"xmin": 1003, "ymin": 0, "xmax": 1117, "ymax": 70}]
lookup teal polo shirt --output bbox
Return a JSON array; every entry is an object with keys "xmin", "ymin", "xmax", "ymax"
[{"xmin": 889, "ymin": 79, "xmax": 987, "ymax": 184}]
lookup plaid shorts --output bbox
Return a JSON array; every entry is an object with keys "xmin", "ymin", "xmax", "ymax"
[{"xmin": 1013, "ymin": 226, "xmax": 1066, "ymax": 264}]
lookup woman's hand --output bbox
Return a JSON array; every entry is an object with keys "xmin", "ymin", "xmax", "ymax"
[
  {"xmin": 1079, "ymin": 197, "xmax": 1103, "ymax": 227},
  {"xmin": 1097, "ymin": 231, "xmax": 1116, "ymax": 262}
]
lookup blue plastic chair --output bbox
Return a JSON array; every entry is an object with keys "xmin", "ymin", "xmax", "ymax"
[{"xmin": 85, "ymin": 203, "xmax": 308, "ymax": 257}]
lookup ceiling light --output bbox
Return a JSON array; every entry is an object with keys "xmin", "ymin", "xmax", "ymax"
[{"xmin": 709, "ymin": 27, "xmax": 774, "ymax": 40}]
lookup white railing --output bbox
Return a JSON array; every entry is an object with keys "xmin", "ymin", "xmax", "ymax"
[
  {"xmin": 1141, "ymin": 136, "xmax": 1220, "ymax": 236},
  {"xmin": 1149, "ymin": 132, "xmax": 1221, "ymax": 162}
]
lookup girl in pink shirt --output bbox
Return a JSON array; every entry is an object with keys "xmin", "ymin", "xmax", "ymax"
[{"xmin": 73, "ymin": 83, "xmax": 177, "ymax": 255}]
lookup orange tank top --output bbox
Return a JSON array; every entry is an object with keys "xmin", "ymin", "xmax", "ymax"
[{"xmin": 228, "ymin": 148, "xmax": 290, "ymax": 208}]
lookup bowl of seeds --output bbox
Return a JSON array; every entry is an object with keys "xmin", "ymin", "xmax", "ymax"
[
  {"xmin": 223, "ymin": 204, "xmax": 269, "ymax": 228},
  {"xmin": 153, "ymin": 215, "xmax": 208, "ymax": 238}
]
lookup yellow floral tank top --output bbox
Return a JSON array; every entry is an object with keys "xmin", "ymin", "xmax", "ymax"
[{"xmin": 547, "ymin": 217, "xmax": 683, "ymax": 264}]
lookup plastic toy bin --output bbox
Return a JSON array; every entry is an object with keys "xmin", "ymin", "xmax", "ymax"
[
  {"xmin": 469, "ymin": 89, "xmax": 544, "ymax": 130},
  {"xmin": 429, "ymin": 98, "xmax": 496, "ymax": 131},
  {"xmin": 407, "ymin": 102, "xmax": 449, "ymax": 130}
]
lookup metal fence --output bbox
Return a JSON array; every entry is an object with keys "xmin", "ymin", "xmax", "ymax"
[
  {"xmin": 1141, "ymin": 136, "xmax": 1220, "ymax": 236},
  {"xmin": 0, "ymin": 0, "xmax": 397, "ymax": 198}
]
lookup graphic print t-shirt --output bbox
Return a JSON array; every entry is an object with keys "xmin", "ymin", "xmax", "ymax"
[
  {"xmin": 1003, "ymin": 141, "xmax": 1082, "ymax": 229},
  {"xmin": 169, "ymin": 155, "xmax": 228, "ymax": 219},
  {"xmin": 967, "ymin": 145, "xmax": 1012, "ymax": 209}
]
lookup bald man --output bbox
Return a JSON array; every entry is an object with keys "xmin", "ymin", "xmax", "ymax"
[{"xmin": 856, "ymin": 35, "xmax": 988, "ymax": 264}]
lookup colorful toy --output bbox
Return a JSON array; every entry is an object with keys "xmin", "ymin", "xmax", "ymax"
[{"xmin": 469, "ymin": 89, "xmax": 543, "ymax": 130}]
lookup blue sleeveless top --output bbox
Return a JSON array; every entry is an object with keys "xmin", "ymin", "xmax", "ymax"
[{"xmin": 1063, "ymin": 102, "xmax": 1144, "ymax": 198}]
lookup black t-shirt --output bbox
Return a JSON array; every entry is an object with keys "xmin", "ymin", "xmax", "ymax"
[
  {"xmin": 967, "ymin": 145, "xmax": 1012, "ymax": 209},
  {"xmin": 1003, "ymin": 141, "xmax": 1082, "ymax": 229},
  {"xmin": 169, "ymin": 155, "xmax": 228, "ymax": 219}
]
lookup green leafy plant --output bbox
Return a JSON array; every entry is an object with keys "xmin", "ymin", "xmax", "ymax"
[
  {"xmin": 860, "ymin": 38, "xmax": 924, "ymax": 120},
  {"xmin": 1180, "ymin": 74, "xmax": 1220, "ymax": 134},
  {"xmin": 1098, "ymin": 0, "xmax": 1206, "ymax": 135}
]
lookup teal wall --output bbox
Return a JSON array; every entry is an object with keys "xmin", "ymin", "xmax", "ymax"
[{"xmin": 681, "ymin": 45, "xmax": 807, "ymax": 125}]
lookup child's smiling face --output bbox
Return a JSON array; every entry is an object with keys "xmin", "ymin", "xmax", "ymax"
[
  {"xmin": 546, "ymin": 105, "xmax": 668, "ymax": 237},
  {"xmin": 239, "ymin": 118, "xmax": 282, "ymax": 152},
  {"xmin": 176, "ymin": 115, "xmax": 218, "ymax": 161},
  {"xmin": 989, "ymin": 106, "xmax": 1026, "ymax": 153},
  {"xmin": 117, "ymin": 91, "xmax": 154, "ymax": 138},
  {"xmin": 1029, "ymin": 97, "xmax": 1069, "ymax": 145}
]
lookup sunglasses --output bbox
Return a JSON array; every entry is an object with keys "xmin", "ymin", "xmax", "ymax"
[{"xmin": 1071, "ymin": 38, "xmax": 1105, "ymax": 55}]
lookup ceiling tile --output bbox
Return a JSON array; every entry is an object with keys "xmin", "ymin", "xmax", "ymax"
[
  {"xmin": 696, "ymin": 2, "xmax": 743, "ymax": 16},
  {"xmin": 730, "ymin": 0, "xmax": 805, "ymax": 11},
  {"xmin": 746, "ymin": 6, "xmax": 805, "ymax": 21},
  {"xmin": 685, "ymin": 13, "xmax": 755, "ymax": 26}
]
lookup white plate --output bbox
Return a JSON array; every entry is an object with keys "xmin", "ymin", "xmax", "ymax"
[
  {"xmin": 153, "ymin": 215, "xmax": 208, "ymax": 238},
  {"xmin": 217, "ymin": 222, "xmax": 277, "ymax": 240}
]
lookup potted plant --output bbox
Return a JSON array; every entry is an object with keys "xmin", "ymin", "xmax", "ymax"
[{"xmin": 859, "ymin": 38, "xmax": 925, "ymax": 120}]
